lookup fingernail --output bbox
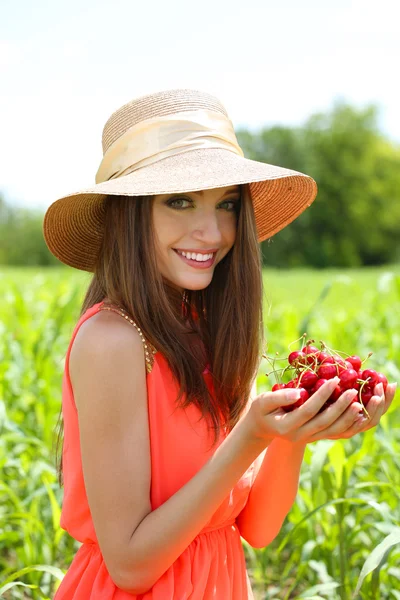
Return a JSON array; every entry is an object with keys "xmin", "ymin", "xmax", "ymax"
[
  {"xmin": 331, "ymin": 376, "xmax": 340, "ymax": 385},
  {"xmin": 357, "ymin": 415, "xmax": 368, "ymax": 423},
  {"xmin": 287, "ymin": 389, "xmax": 301, "ymax": 400}
]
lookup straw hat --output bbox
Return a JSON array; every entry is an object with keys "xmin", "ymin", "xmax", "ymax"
[{"xmin": 43, "ymin": 88, "xmax": 318, "ymax": 272}]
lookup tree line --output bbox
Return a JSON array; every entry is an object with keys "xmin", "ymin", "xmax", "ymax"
[{"xmin": 1, "ymin": 99, "xmax": 399, "ymax": 268}]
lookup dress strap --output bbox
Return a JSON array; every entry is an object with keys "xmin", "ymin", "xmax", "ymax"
[{"xmin": 98, "ymin": 302, "xmax": 157, "ymax": 374}]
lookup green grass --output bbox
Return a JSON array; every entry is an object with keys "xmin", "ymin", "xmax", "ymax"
[{"xmin": 0, "ymin": 265, "xmax": 399, "ymax": 599}]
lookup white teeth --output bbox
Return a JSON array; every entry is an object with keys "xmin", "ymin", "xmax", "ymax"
[{"xmin": 176, "ymin": 250, "xmax": 214, "ymax": 262}]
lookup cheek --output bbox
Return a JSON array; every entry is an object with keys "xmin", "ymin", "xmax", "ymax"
[
  {"xmin": 221, "ymin": 215, "xmax": 238, "ymax": 243},
  {"xmin": 153, "ymin": 208, "xmax": 185, "ymax": 250}
]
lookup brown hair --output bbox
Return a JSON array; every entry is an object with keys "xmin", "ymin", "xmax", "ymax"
[{"xmin": 54, "ymin": 183, "xmax": 265, "ymax": 487}]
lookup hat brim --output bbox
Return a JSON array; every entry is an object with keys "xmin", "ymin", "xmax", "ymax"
[{"xmin": 43, "ymin": 148, "xmax": 317, "ymax": 271}]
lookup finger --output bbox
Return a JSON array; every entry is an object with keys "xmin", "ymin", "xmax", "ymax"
[
  {"xmin": 327, "ymin": 405, "xmax": 370, "ymax": 439},
  {"xmin": 379, "ymin": 382, "xmax": 397, "ymax": 415},
  {"xmin": 298, "ymin": 388, "xmax": 359, "ymax": 441},
  {"xmin": 259, "ymin": 388, "xmax": 304, "ymax": 412},
  {"xmin": 364, "ymin": 391, "xmax": 386, "ymax": 429},
  {"xmin": 315, "ymin": 398, "xmax": 364, "ymax": 440},
  {"xmin": 280, "ymin": 377, "xmax": 341, "ymax": 429},
  {"xmin": 325, "ymin": 383, "xmax": 397, "ymax": 439}
]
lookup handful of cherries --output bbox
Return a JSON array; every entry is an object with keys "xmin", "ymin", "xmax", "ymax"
[{"xmin": 265, "ymin": 335, "xmax": 388, "ymax": 416}]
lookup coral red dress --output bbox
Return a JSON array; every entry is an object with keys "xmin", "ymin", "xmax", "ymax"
[{"xmin": 54, "ymin": 300, "xmax": 264, "ymax": 599}]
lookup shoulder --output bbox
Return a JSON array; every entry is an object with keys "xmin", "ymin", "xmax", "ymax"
[
  {"xmin": 70, "ymin": 308, "xmax": 147, "ymax": 388},
  {"xmin": 76, "ymin": 308, "xmax": 145, "ymax": 352}
]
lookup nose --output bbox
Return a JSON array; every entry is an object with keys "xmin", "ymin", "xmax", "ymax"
[{"xmin": 192, "ymin": 212, "xmax": 224, "ymax": 246}]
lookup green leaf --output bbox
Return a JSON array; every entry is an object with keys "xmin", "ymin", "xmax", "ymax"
[{"xmin": 353, "ymin": 527, "xmax": 400, "ymax": 597}]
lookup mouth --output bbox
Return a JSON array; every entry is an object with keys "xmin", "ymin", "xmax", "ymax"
[{"xmin": 172, "ymin": 249, "xmax": 217, "ymax": 269}]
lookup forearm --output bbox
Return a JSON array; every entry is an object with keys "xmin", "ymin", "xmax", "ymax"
[
  {"xmin": 119, "ymin": 417, "xmax": 268, "ymax": 594},
  {"xmin": 236, "ymin": 438, "xmax": 307, "ymax": 548}
]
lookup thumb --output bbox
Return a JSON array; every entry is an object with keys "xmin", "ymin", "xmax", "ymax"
[{"xmin": 261, "ymin": 388, "xmax": 302, "ymax": 411}]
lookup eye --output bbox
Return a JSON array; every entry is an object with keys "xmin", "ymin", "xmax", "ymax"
[
  {"xmin": 165, "ymin": 196, "xmax": 240, "ymax": 211},
  {"xmin": 220, "ymin": 199, "xmax": 240, "ymax": 211},
  {"xmin": 165, "ymin": 197, "xmax": 192, "ymax": 209}
]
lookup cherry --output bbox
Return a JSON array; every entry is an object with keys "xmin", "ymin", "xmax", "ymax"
[
  {"xmin": 347, "ymin": 355, "xmax": 362, "ymax": 371},
  {"xmin": 330, "ymin": 385, "xmax": 343, "ymax": 401},
  {"xmin": 272, "ymin": 383, "xmax": 286, "ymax": 392},
  {"xmin": 301, "ymin": 345, "xmax": 320, "ymax": 355},
  {"xmin": 339, "ymin": 368, "xmax": 358, "ymax": 390},
  {"xmin": 332, "ymin": 355, "xmax": 346, "ymax": 366},
  {"xmin": 285, "ymin": 380, "xmax": 298, "ymax": 389},
  {"xmin": 297, "ymin": 371, "xmax": 319, "ymax": 389},
  {"xmin": 282, "ymin": 388, "xmax": 309, "ymax": 412},
  {"xmin": 288, "ymin": 351, "xmax": 308, "ymax": 368},
  {"xmin": 267, "ymin": 340, "xmax": 388, "ymax": 415},
  {"xmin": 311, "ymin": 378, "xmax": 328, "ymax": 394},
  {"xmin": 360, "ymin": 389, "xmax": 374, "ymax": 407},
  {"xmin": 317, "ymin": 363, "xmax": 338, "ymax": 380},
  {"xmin": 317, "ymin": 352, "xmax": 332, "ymax": 364},
  {"xmin": 375, "ymin": 372, "xmax": 388, "ymax": 393},
  {"xmin": 361, "ymin": 369, "xmax": 379, "ymax": 389},
  {"xmin": 301, "ymin": 345, "xmax": 320, "ymax": 366}
]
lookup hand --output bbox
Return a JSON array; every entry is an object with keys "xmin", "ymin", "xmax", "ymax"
[
  {"xmin": 244, "ymin": 377, "xmax": 366, "ymax": 445},
  {"xmin": 324, "ymin": 381, "xmax": 397, "ymax": 440}
]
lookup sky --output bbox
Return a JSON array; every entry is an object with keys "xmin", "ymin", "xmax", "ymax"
[{"xmin": 1, "ymin": 0, "xmax": 399, "ymax": 211}]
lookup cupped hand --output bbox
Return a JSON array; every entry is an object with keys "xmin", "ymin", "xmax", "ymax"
[
  {"xmin": 245, "ymin": 376, "xmax": 369, "ymax": 445},
  {"xmin": 324, "ymin": 381, "xmax": 397, "ymax": 440}
]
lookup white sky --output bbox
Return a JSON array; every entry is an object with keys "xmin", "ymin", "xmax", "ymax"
[{"xmin": 1, "ymin": 0, "xmax": 399, "ymax": 210}]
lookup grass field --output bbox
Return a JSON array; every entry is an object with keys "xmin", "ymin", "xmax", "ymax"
[{"xmin": 0, "ymin": 264, "xmax": 399, "ymax": 599}]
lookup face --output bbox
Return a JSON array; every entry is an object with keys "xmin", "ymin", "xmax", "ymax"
[{"xmin": 152, "ymin": 185, "xmax": 241, "ymax": 293}]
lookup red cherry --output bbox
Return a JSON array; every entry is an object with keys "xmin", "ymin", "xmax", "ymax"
[
  {"xmin": 339, "ymin": 368, "xmax": 358, "ymax": 390},
  {"xmin": 333, "ymin": 357, "xmax": 347, "ymax": 369},
  {"xmin": 288, "ymin": 351, "xmax": 308, "ymax": 368},
  {"xmin": 317, "ymin": 352, "xmax": 332, "ymax": 364},
  {"xmin": 285, "ymin": 380, "xmax": 296, "ymax": 388},
  {"xmin": 361, "ymin": 369, "xmax": 379, "ymax": 388},
  {"xmin": 301, "ymin": 345, "xmax": 320, "ymax": 366},
  {"xmin": 272, "ymin": 383, "xmax": 286, "ymax": 391},
  {"xmin": 329, "ymin": 386, "xmax": 342, "ymax": 401},
  {"xmin": 347, "ymin": 355, "xmax": 362, "ymax": 371},
  {"xmin": 317, "ymin": 364, "xmax": 338, "ymax": 380},
  {"xmin": 375, "ymin": 372, "xmax": 388, "ymax": 393},
  {"xmin": 282, "ymin": 388, "xmax": 309, "ymax": 412},
  {"xmin": 297, "ymin": 371, "xmax": 319, "ymax": 389},
  {"xmin": 336, "ymin": 361, "xmax": 350, "ymax": 373},
  {"xmin": 311, "ymin": 378, "xmax": 328, "ymax": 394},
  {"xmin": 301, "ymin": 345, "xmax": 320, "ymax": 355},
  {"xmin": 361, "ymin": 389, "xmax": 374, "ymax": 407}
]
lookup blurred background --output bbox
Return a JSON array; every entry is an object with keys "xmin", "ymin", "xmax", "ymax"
[
  {"xmin": 1, "ymin": 0, "xmax": 400, "ymax": 269},
  {"xmin": 1, "ymin": 1, "xmax": 400, "ymax": 599}
]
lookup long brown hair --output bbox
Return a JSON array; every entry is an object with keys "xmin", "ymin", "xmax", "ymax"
[{"xmin": 54, "ymin": 183, "xmax": 265, "ymax": 487}]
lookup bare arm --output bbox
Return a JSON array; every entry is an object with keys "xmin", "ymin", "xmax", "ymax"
[
  {"xmin": 124, "ymin": 398, "xmax": 266, "ymax": 593},
  {"xmin": 236, "ymin": 438, "xmax": 307, "ymax": 548},
  {"xmin": 70, "ymin": 313, "xmax": 268, "ymax": 595},
  {"xmin": 236, "ymin": 377, "xmax": 307, "ymax": 548}
]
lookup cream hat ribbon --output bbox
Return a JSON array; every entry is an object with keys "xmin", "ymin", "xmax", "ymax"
[{"xmin": 95, "ymin": 109, "xmax": 244, "ymax": 184}]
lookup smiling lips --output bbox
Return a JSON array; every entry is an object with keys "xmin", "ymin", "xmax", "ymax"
[{"xmin": 173, "ymin": 249, "xmax": 216, "ymax": 269}]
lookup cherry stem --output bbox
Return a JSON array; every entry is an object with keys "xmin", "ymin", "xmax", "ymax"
[{"xmin": 287, "ymin": 332, "xmax": 308, "ymax": 353}]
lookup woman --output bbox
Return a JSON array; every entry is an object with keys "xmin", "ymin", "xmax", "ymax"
[{"xmin": 44, "ymin": 88, "xmax": 396, "ymax": 599}]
